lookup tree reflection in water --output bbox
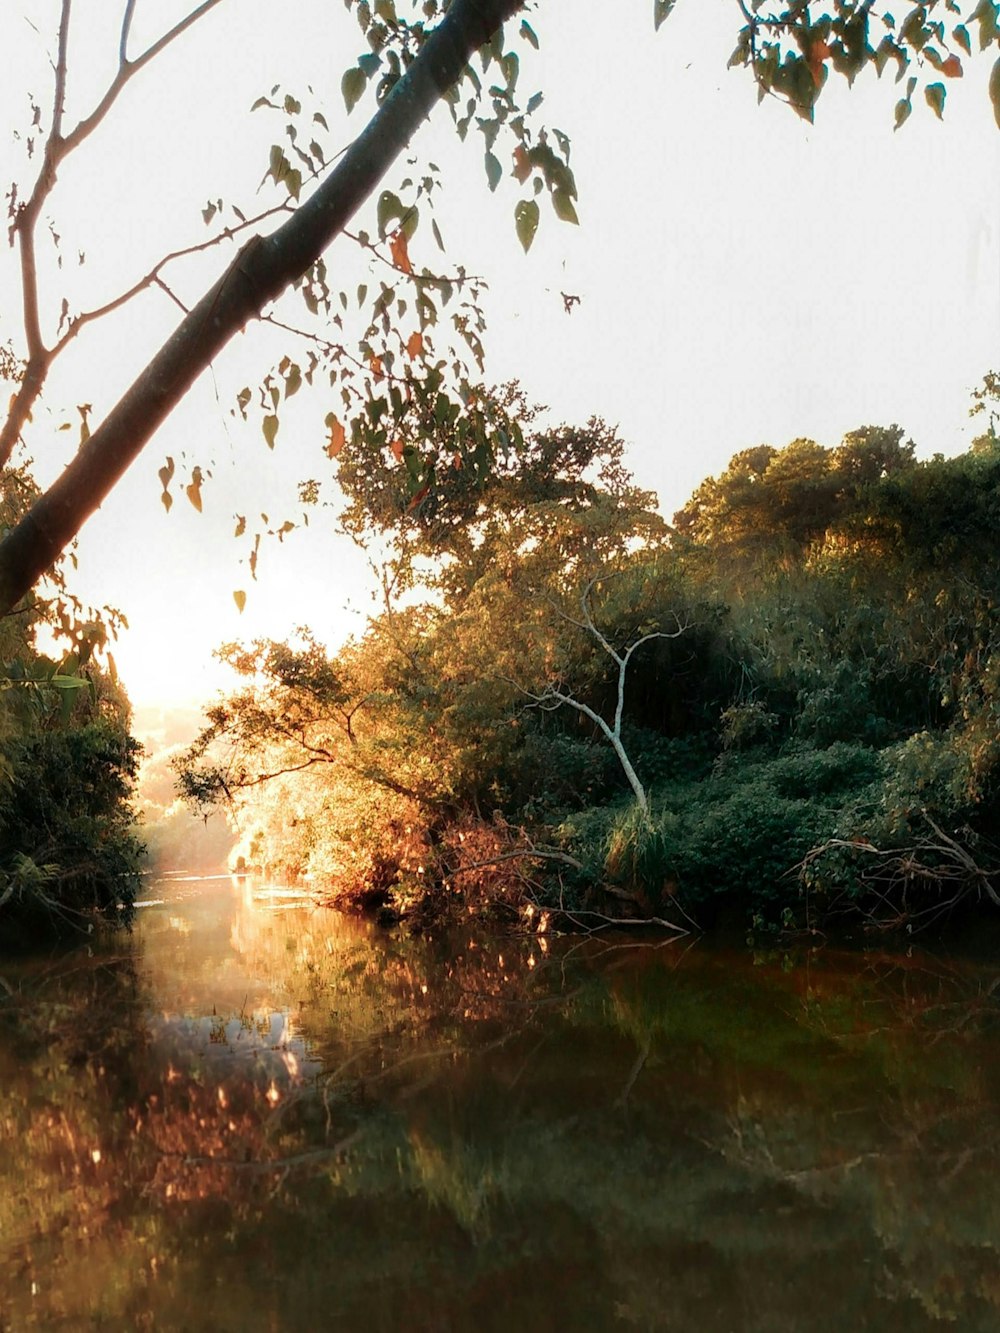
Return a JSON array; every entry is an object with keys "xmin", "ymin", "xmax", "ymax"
[{"xmin": 2, "ymin": 876, "xmax": 1000, "ymax": 1331}]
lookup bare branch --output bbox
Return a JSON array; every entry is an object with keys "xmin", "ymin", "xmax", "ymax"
[
  {"xmin": 0, "ymin": 0, "xmax": 232, "ymax": 470},
  {"xmin": 118, "ymin": 0, "xmax": 137, "ymax": 67},
  {"xmin": 61, "ymin": 0, "xmax": 228, "ymax": 155},
  {"xmin": 51, "ymin": 0, "xmax": 72, "ymax": 146},
  {"xmin": 51, "ymin": 200, "xmax": 295, "ymax": 358}
]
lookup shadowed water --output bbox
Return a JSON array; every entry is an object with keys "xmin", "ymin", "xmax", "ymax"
[{"xmin": 2, "ymin": 875, "xmax": 1000, "ymax": 1331}]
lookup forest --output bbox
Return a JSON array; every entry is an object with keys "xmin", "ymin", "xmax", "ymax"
[
  {"xmin": 170, "ymin": 383, "xmax": 1000, "ymax": 939},
  {"xmin": 5, "ymin": 376, "xmax": 1000, "ymax": 943},
  {"xmin": 2, "ymin": 0, "xmax": 1000, "ymax": 945}
]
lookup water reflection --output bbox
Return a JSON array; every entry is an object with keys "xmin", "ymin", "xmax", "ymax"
[{"xmin": 2, "ymin": 877, "xmax": 1000, "ymax": 1330}]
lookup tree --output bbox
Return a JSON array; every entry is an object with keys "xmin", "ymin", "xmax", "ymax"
[{"xmin": 1, "ymin": 0, "xmax": 998, "ymax": 617}]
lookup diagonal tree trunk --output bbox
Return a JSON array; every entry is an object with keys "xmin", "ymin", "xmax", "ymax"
[{"xmin": 0, "ymin": 0, "xmax": 522, "ymax": 614}]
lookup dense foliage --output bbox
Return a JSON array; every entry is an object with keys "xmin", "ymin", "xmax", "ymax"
[
  {"xmin": 0, "ymin": 465, "xmax": 143, "ymax": 947},
  {"xmin": 182, "ymin": 388, "xmax": 1000, "ymax": 934}
]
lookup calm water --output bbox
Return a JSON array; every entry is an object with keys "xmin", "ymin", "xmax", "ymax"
[{"xmin": 2, "ymin": 876, "xmax": 1000, "ymax": 1331}]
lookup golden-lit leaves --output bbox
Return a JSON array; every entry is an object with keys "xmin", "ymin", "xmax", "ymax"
[
  {"xmin": 389, "ymin": 228, "xmax": 413, "ymax": 274},
  {"xmin": 158, "ymin": 456, "xmax": 175, "ymax": 514},
  {"xmin": 185, "ymin": 466, "xmax": 204, "ymax": 513},
  {"xmin": 405, "ymin": 330, "xmax": 424, "ymax": 360},
  {"xmin": 233, "ymin": 590, "xmax": 247, "ymax": 613},
  {"xmin": 325, "ymin": 413, "xmax": 346, "ymax": 459}
]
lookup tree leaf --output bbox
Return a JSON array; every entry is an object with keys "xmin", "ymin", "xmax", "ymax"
[
  {"xmin": 654, "ymin": 0, "xmax": 676, "ymax": 32},
  {"xmin": 390, "ymin": 228, "xmax": 413, "ymax": 273},
  {"xmin": 552, "ymin": 188, "xmax": 579, "ymax": 224},
  {"xmin": 484, "ymin": 151, "xmax": 502, "ymax": 191},
  {"xmin": 991, "ymin": 55, "xmax": 1000, "ymax": 128},
  {"xmin": 342, "ymin": 66, "xmax": 366, "ymax": 114},
  {"xmin": 925, "ymin": 81, "xmax": 946, "ymax": 118},
  {"xmin": 263, "ymin": 414, "xmax": 279, "ymax": 448},
  {"xmin": 377, "ymin": 190, "xmax": 403, "ymax": 238},
  {"xmin": 514, "ymin": 199, "xmax": 540, "ymax": 252},
  {"xmin": 406, "ymin": 330, "xmax": 424, "ymax": 359},
  {"xmin": 186, "ymin": 466, "xmax": 203, "ymax": 512},
  {"xmin": 513, "ymin": 145, "xmax": 531, "ymax": 183},
  {"xmin": 894, "ymin": 96, "xmax": 912, "ymax": 129},
  {"xmin": 325, "ymin": 414, "xmax": 346, "ymax": 458},
  {"xmin": 520, "ymin": 19, "xmax": 539, "ymax": 49},
  {"xmin": 157, "ymin": 456, "xmax": 175, "ymax": 491},
  {"xmin": 233, "ymin": 590, "xmax": 247, "ymax": 613}
]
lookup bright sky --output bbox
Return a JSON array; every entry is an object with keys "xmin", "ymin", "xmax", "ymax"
[{"xmin": 2, "ymin": 0, "xmax": 999, "ymax": 708}]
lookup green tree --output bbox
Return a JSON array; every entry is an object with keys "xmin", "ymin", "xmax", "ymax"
[{"xmin": 1, "ymin": 0, "xmax": 998, "ymax": 612}]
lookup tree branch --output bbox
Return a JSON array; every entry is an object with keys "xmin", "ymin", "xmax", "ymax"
[
  {"xmin": 0, "ymin": 0, "xmax": 231, "ymax": 471},
  {"xmin": 0, "ymin": 0, "xmax": 524, "ymax": 608}
]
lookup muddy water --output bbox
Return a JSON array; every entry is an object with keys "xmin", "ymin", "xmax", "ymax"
[{"xmin": 2, "ymin": 874, "xmax": 1000, "ymax": 1331}]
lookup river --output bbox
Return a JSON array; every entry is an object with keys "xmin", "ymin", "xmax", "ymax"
[{"xmin": 2, "ymin": 874, "xmax": 1000, "ymax": 1330}]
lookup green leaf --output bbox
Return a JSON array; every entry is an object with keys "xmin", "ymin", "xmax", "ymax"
[
  {"xmin": 285, "ymin": 364, "xmax": 302, "ymax": 397},
  {"xmin": 654, "ymin": 0, "xmax": 676, "ymax": 31},
  {"xmin": 342, "ymin": 66, "xmax": 367, "ymax": 114},
  {"xmin": 924, "ymin": 80, "xmax": 946, "ymax": 117},
  {"xmin": 263, "ymin": 414, "xmax": 279, "ymax": 448},
  {"xmin": 551, "ymin": 188, "xmax": 579, "ymax": 224},
  {"xmin": 526, "ymin": 90, "xmax": 543, "ymax": 114},
  {"xmin": 377, "ymin": 190, "xmax": 403, "ymax": 238},
  {"xmin": 514, "ymin": 199, "xmax": 540, "ymax": 252},
  {"xmin": 953, "ymin": 23, "xmax": 971, "ymax": 53},
  {"xmin": 894, "ymin": 95, "xmax": 912, "ymax": 128},
  {"xmin": 233, "ymin": 590, "xmax": 247, "ymax": 614},
  {"xmin": 520, "ymin": 20, "xmax": 539, "ymax": 49},
  {"xmin": 971, "ymin": 0, "xmax": 1000, "ymax": 49},
  {"xmin": 990, "ymin": 54, "xmax": 1000, "ymax": 126},
  {"xmin": 484, "ymin": 151, "xmax": 502, "ymax": 191},
  {"xmin": 268, "ymin": 144, "xmax": 289, "ymax": 183}
]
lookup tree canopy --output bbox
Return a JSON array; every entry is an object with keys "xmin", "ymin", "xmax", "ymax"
[{"xmin": 1, "ymin": 0, "xmax": 999, "ymax": 615}]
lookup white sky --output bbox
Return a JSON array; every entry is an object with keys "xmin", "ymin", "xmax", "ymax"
[{"xmin": 2, "ymin": 0, "xmax": 999, "ymax": 708}]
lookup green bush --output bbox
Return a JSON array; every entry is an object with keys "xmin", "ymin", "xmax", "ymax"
[{"xmin": 0, "ymin": 721, "xmax": 143, "ymax": 940}]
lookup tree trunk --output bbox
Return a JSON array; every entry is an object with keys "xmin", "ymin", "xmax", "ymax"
[{"xmin": 0, "ymin": 0, "xmax": 522, "ymax": 614}]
